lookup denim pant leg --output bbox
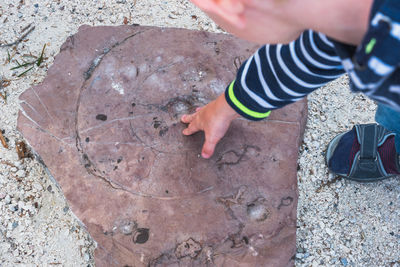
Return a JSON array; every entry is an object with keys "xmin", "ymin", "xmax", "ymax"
[{"xmin": 375, "ymin": 104, "xmax": 400, "ymax": 152}]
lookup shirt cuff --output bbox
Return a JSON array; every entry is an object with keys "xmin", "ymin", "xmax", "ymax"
[{"xmin": 224, "ymin": 80, "xmax": 271, "ymax": 121}]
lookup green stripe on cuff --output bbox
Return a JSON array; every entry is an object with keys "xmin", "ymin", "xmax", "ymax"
[
  {"xmin": 365, "ymin": 38, "xmax": 376, "ymax": 54},
  {"xmin": 228, "ymin": 80, "xmax": 271, "ymax": 119}
]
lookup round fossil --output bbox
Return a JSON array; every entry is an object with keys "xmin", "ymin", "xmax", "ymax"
[
  {"xmin": 247, "ymin": 201, "xmax": 269, "ymax": 222},
  {"xmin": 132, "ymin": 228, "xmax": 150, "ymax": 244}
]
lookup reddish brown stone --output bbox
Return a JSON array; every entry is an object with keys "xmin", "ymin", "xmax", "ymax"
[{"xmin": 17, "ymin": 25, "xmax": 307, "ymax": 267}]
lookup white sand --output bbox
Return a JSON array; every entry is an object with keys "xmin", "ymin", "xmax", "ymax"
[{"xmin": 0, "ymin": 1, "xmax": 399, "ymax": 266}]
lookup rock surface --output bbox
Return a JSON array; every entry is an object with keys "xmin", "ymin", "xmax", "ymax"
[{"xmin": 17, "ymin": 25, "xmax": 307, "ymax": 266}]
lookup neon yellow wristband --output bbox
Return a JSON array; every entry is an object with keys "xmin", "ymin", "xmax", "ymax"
[{"xmin": 228, "ymin": 81, "xmax": 271, "ymax": 119}]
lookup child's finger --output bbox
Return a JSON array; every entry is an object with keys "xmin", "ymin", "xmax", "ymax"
[
  {"xmin": 195, "ymin": 107, "xmax": 203, "ymax": 112},
  {"xmin": 182, "ymin": 122, "xmax": 200, "ymax": 135},
  {"xmin": 201, "ymin": 137, "xmax": 218, "ymax": 159},
  {"xmin": 181, "ymin": 113, "xmax": 195, "ymax": 123}
]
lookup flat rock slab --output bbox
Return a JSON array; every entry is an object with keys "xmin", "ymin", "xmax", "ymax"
[{"xmin": 17, "ymin": 25, "xmax": 307, "ymax": 267}]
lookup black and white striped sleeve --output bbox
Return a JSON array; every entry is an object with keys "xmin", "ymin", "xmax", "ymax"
[{"xmin": 225, "ymin": 30, "xmax": 346, "ymax": 120}]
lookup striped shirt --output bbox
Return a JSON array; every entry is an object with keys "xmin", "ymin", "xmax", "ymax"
[{"xmin": 225, "ymin": 0, "xmax": 400, "ymax": 121}]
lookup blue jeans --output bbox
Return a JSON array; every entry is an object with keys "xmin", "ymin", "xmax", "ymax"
[{"xmin": 375, "ymin": 104, "xmax": 400, "ymax": 152}]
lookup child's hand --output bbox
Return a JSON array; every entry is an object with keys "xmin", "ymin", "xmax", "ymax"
[{"xmin": 181, "ymin": 93, "xmax": 239, "ymax": 159}]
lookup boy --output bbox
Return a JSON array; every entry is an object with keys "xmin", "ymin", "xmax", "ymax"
[{"xmin": 181, "ymin": 0, "xmax": 400, "ymax": 181}]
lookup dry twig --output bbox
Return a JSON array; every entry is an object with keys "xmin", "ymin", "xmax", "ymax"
[
  {"xmin": 0, "ymin": 92, "xmax": 6, "ymax": 103},
  {"xmin": 0, "ymin": 24, "xmax": 35, "ymax": 48},
  {"xmin": 0, "ymin": 160, "xmax": 16, "ymax": 168},
  {"xmin": 315, "ymin": 176, "xmax": 343, "ymax": 193},
  {"xmin": 0, "ymin": 78, "xmax": 11, "ymax": 89},
  {"xmin": 16, "ymin": 140, "xmax": 29, "ymax": 159},
  {"xmin": 0, "ymin": 131, "xmax": 9, "ymax": 149},
  {"xmin": 0, "ymin": 78, "xmax": 8, "ymax": 102}
]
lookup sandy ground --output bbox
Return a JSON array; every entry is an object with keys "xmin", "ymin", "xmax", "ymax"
[{"xmin": 0, "ymin": 1, "xmax": 399, "ymax": 266}]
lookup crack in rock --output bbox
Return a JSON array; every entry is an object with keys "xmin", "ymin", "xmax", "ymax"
[
  {"xmin": 175, "ymin": 238, "xmax": 202, "ymax": 259},
  {"xmin": 216, "ymin": 185, "xmax": 247, "ymax": 208},
  {"xmin": 216, "ymin": 145, "xmax": 261, "ymax": 169},
  {"xmin": 277, "ymin": 196, "xmax": 294, "ymax": 210},
  {"xmin": 74, "ymin": 30, "xmax": 148, "ymax": 191}
]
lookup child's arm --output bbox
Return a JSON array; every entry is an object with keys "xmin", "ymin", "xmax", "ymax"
[{"xmin": 182, "ymin": 31, "xmax": 345, "ymax": 158}]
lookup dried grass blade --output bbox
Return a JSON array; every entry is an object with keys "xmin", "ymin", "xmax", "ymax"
[
  {"xmin": 10, "ymin": 61, "xmax": 35, "ymax": 70},
  {"xmin": 17, "ymin": 66, "xmax": 34, "ymax": 77},
  {"xmin": 36, "ymin": 44, "xmax": 46, "ymax": 66}
]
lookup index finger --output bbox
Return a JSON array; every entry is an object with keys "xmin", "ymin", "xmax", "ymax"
[{"xmin": 181, "ymin": 113, "xmax": 195, "ymax": 123}]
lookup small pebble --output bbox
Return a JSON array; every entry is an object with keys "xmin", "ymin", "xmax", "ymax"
[
  {"xmin": 84, "ymin": 253, "xmax": 90, "ymax": 261},
  {"xmin": 297, "ymin": 247, "xmax": 305, "ymax": 253},
  {"xmin": 110, "ymin": 16, "xmax": 117, "ymax": 23},
  {"xmin": 11, "ymin": 205, "xmax": 18, "ymax": 212},
  {"xmin": 296, "ymin": 253, "xmax": 304, "ymax": 259},
  {"xmin": 12, "ymin": 221, "xmax": 18, "ymax": 230},
  {"xmin": 16, "ymin": 170, "xmax": 26, "ymax": 178},
  {"xmin": 32, "ymin": 182, "xmax": 43, "ymax": 191},
  {"xmin": 340, "ymin": 257, "xmax": 348, "ymax": 266},
  {"xmin": 5, "ymin": 195, "xmax": 11, "ymax": 204},
  {"xmin": 326, "ymin": 228, "xmax": 335, "ymax": 236}
]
